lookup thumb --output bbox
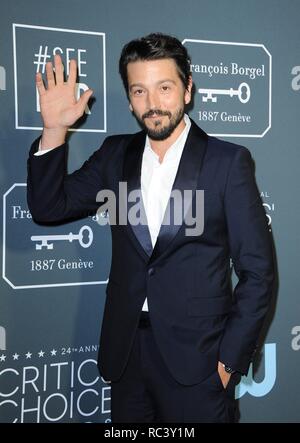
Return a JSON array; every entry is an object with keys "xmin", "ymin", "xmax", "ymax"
[{"xmin": 76, "ymin": 88, "xmax": 94, "ymax": 115}]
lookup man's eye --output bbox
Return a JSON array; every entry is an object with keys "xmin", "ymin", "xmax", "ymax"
[{"xmin": 133, "ymin": 89, "xmax": 144, "ymax": 95}]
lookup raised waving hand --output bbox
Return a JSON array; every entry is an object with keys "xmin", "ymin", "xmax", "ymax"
[{"xmin": 36, "ymin": 54, "xmax": 93, "ymax": 149}]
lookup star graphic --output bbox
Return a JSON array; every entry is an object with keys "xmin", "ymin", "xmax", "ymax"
[
  {"xmin": 0, "ymin": 354, "xmax": 6, "ymax": 362},
  {"xmin": 50, "ymin": 349, "xmax": 57, "ymax": 356},
  {"xmin": 38, "ymin": 350, "xmax": 45, "ymax": 358},
  {"xmin": 12, "ymin": 353, "xmax": 19, "ymax": 360},
  {"xmin": 25, "ymin": 352, "xmax": 32, "ymax": 359}
]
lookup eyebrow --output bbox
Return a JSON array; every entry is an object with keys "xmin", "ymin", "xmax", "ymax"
[{"xmin": 129, "ymin": 79, "xmax": 176, "ymax": 91}]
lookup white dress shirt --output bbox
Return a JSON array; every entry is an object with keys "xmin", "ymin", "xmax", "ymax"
[
  {"xmin": 34, "ymin": 114, "xmax": 192, "ymax": 312},
  {"xmin": 140, "ymin": 114, "xmax": 191, "ymax": 310}
]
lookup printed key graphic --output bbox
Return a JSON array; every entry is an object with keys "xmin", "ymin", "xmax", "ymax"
[
  {"xmin": 198, "ymin": 82, "xmax": 251, "ymax": 103},
  {"xmin": 31, "ymin": 225, "xmax": 93, "ymax": 250}
]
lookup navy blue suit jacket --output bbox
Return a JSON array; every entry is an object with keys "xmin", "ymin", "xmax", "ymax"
[{"xmin": 27, "ymin": 120, "xmax": 275, "ymax": 385}]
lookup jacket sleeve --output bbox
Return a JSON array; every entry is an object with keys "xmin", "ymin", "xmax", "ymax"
[
  {"xmin": 27, "ymin": 136, "xmax": 111, "ymax": 223},
  {"xmin": 218, "ymin": 147, "xmax": 275, "ymax": 375}
]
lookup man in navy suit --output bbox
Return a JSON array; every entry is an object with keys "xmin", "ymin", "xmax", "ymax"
[{"xmin": 27, "ymin": 33, "xmax": 275, "ymax": 422}]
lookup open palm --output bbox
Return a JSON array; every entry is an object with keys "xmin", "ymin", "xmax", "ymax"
[{"xmin": 36, "ymin": 54, "xmax": 93, "ymax": 130}]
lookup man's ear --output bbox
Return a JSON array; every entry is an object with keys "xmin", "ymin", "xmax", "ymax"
[
  {"xmin": 129, "ymin": 103, "xmax": 133, "ymax": 112},
  {"xmin": 184, "ymin": 76, "xmax": 193, "ymax": 105}
]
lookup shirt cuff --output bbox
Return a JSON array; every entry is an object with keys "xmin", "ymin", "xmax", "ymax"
[{"xmin": 33, "ymin": 140, "xmax": 55, "ymax": 156}]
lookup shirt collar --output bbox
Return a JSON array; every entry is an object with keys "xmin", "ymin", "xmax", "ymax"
[{"xmin": 144, "ymin": 114, "xmax": 191, "ymax": 163}]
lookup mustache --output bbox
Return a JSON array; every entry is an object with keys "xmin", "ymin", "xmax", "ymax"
[{"xmin": 142, "ymin": 109, "xmax": 172, "ymax": 120}]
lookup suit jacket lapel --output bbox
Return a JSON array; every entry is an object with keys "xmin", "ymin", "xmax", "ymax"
[
  {"xmin": 122, "ymin": 120, "xmax": 208, "ymax": 262},
  {"xmin": 122, "ymin": 130, "xmax": 153, "ymax": 258},
  {"xmin": 149, "ymin": 120, "xmax": 208, "ymax": 263}
]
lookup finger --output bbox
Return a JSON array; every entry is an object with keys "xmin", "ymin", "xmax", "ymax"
[
  {"xmin": 54, "ymin": 53, "xmax": 64, "ymax": 85},
  {"xmin": 67, "ymin": 59, "xmax": 77, "ymax": 86},
  {"xmin": 45, "ymin": 61, "xmax": 55, "ymax": 89},
  {"xmin": 75, "ymin": 89, "xmax": 93, "ymax": 116},
  {"xmin": 35, "ymin": 72, "xmax": 46, "ymax": 95}
]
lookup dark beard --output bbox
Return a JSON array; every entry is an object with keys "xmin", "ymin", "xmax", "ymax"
[{"xmin": 134, "ymin": 107, "xmax": 185, "ymax": 141}]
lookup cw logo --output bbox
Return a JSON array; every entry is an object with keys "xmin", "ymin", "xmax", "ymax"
[
  {"xmin": 0, "ymin": 327, "xmax": 6, "ymax": 351},
  {"xmin": 235, "ymin": 343, "xmax": 276, "ymax": 398}
]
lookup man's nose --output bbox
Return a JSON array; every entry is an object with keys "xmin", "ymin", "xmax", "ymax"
[{"xmin": 147, "ymin": 90, "xmax": 160, "ymax": 110}]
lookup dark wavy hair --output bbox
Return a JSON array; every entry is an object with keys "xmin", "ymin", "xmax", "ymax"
[{"xmin": 119, "ymin": 33, "xmax": 191, "ymax": 96}]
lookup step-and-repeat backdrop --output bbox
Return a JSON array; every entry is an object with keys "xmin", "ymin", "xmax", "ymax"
[{"xmin": 0, "ymin": 0, "xmax": 299, "ymax": 423}]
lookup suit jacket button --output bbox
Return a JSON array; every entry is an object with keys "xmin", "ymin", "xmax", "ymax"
[{"xmin": 148, "ymin": 267, "xmax": 155, "ymax": 276}]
